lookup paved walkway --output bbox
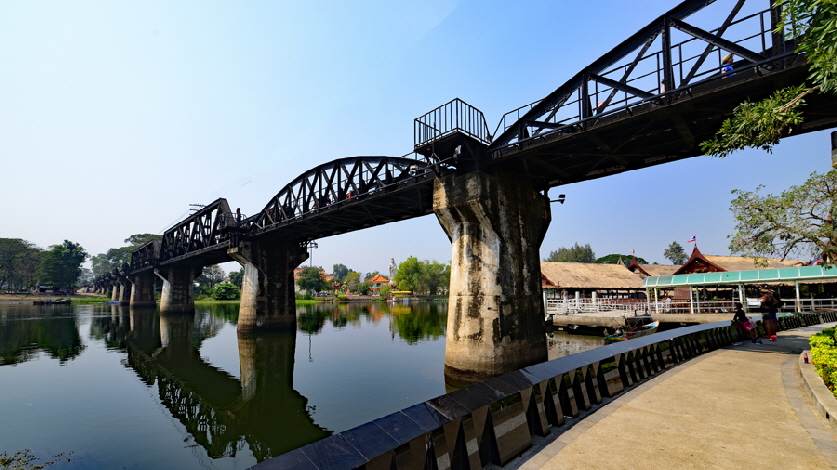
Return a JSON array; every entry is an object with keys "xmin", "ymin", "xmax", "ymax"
[{"xmin": 501, "ymin": 323, "xmax": 837, "ymax": 470}]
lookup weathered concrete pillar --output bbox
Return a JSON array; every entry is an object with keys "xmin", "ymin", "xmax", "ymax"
[
  {"xmin": 434, "ymin": 171, "xmax": 551, "ymax": 382},
  {"xmin": 110, "ymin": 283, "xmax": 119, "ymax": 301},
  {"xmin": 155, "ymin": 266, "xmax": 199, "ymax": 313},
  {"xmin": 117, "ymin": 277, "xmax": 131, "ymax": 305},
  {"xmin": 228, "ymin": 239, "xmax": 308, "ymax": 333},
  {"xmin": 129, "ymin": 272, "xmax": 157, "ymax": 307}
]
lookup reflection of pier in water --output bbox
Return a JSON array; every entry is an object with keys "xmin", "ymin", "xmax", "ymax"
[{"xmin": 100, "ymin": 306, "xmax": 330, "ymax": 462}]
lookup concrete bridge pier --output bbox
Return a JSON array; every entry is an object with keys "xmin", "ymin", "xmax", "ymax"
[
  {"xmin": 128, "ymin": 272, "xmax": 157, "ymax": 307},
  {"xmin": 228, "ymin": 239, "xmax": 308, "ymax": 333},
  {"xmin": 155, "ymin": 266, "xmax": 199, "ymax": 313},
  {"xmin": 117, "ymin": 277, "xmax": 131, "ymax": 306},
  {"xmin": 433, "ymin": 171, "xmax": 551, "ymax": 383},
  {"xmin": 110, "ymin": 282, "xmax": 119, "ymax": 301}
]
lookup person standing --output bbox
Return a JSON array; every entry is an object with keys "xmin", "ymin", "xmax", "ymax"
[{"xmin": 758, "ymin": 288, "xmax": 778, "ymax": 340}]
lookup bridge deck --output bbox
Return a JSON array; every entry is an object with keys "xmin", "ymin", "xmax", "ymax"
[{"xmin": 508, "ymin": 324, "xmax": 837, "ymax": 469}]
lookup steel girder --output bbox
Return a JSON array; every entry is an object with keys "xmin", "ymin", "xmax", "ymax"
[{"xmin": 489, "ymin": 0, "xmax": 788, "ymax": 150}]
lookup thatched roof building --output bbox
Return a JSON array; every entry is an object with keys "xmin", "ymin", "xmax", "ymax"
[{"xmin": 541, "ymin": 262, "xmax": 644, "ymax": 296}]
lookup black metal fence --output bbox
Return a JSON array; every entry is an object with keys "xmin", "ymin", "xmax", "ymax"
[
  {"xmin": 414, "ymin": 98, "xmax": 491, "ymax": 150},
  {"xmin": 256, "ymin": 310, "xmax": 837, "ymax": 470}
]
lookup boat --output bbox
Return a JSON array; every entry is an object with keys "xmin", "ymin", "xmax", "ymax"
[{"xmin": 604, "ymin": 321, "xmax": 659, "ymax": 344}]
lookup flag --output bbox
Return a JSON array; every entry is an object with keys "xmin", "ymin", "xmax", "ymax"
[
  {"xmin": 631, "ymin": 249, "xmax": 635, "ymax": 254},
  {"xmin": 687, "ymin": 235, "xmax": 696, "ymax": 243}
]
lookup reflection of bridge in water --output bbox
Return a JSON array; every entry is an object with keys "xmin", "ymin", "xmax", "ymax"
[
  {"xmin": 93, "ymin": 0, "xmax": 837, "ymax": 382},
  {"xmin": 97, "ymin": 306, "xmax": 330, "ymax": 462}
]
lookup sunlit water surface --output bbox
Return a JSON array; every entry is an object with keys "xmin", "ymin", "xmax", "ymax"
[{"xmin": 0, "ymin": 302, "xmax": 602, "ymax": 469}]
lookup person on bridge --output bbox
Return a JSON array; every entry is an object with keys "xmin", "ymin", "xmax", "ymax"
[{"xmin": 721, "ymin": 54, "xmax": 735, "ymax": 77}]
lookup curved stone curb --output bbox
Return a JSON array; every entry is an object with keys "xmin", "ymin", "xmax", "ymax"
[{"xmin": 798, "ymin": 349, "xmax": 837, "ymax": 433}]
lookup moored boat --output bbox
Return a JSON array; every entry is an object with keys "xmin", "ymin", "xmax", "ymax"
[{"xmin": 604, "ymin": 320, "xmax": 659, "ymax": 344}]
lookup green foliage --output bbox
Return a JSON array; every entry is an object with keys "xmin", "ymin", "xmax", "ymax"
[
  {"xmin": 663, "ymin": 241, "xmax": 688, "ymax": 265},
  {"xmin": 228, "ymin": 268, "xmax": 244, "ymax": 288},
  {"xmin": 331, "ymin": 263, "xmax": 349, "ymax": 282},
  {"xmin": 378, "ymin": 284, "xmax": 392, "ymax": 299},
  {"xmin": 393, "ymin": 257, "xmax": 451, "ymax": 294},
  {"xmin": 810, "ymin": 328, "xmax": 837, "ymax": 398},
  {"xmin": 544, "ymin": 242, "xmax": 596, "ymax": 262},
  {"xmin": 90, "ymin": 233, "xmax": 162, "ymax": 277},
  {"xmin": 0, "ymin": 238, "xmax": 42, "ymax": 291},
  {"xmin": 38, "ymin": 240, "xmax": 88, "ymax": 290},
  {"xmin": 0, "ymin": 449, "xmax": 73, "ymax": 470},
  {"xmin": 195, "ymin": 264, "xmax": 226, "ymax": 292},
  {"xmin": 702, "ymin": 0, "xmax": 837, "ymax": 157},
  {"xmin": 296, "ymin": 267, "xmax": 328, "ymax": 293},
  {"xmin": 363, "ymin": 271, "xmax": 380, "ymax": 281},
  {"xmin": 211, "ymin": 283, "xmax": 240, "ymax": 300},
  {"xmin": 728, "ymin": 170, "xmax": 837, "ymax": 264},
  {"xmin": 343, "ymin": 271, "xmax": 361, "ymax": 292},
  {"xmin": 595, "ymin": 254, "xmax": 647, "ymax": 264}
]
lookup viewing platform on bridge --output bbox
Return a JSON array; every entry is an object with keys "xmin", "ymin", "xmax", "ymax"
[{"xmin": 505, "ymin": 323, "xmax": 837, "ymax": 470}]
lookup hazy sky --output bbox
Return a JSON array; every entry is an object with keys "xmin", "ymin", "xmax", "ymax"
[{"xmin": 2, "ymin": 0, "xmax": 831, "ymax": 277}]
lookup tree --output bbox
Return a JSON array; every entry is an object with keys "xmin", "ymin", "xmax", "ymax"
[
  {"xmin": 728, "ymin": 170, "xmax": 837, "ymax": 265},
  {"xmin": 595, "ymin": 254, "xmax": 647, "ymax": 264},
  {"xmin": 297, "ymin": 267, "xmax": 328, "ymax": 294},
  {"xmin": 331, "ymin": 263, "xmax": 349, "ymax": 282},
  {"xmin": 422, "ymin": 260, "xmax": 450, "ymax": 295},
  {"xmin": 196, "ymin": 265, "xmax": 226, "ymax": 290},
  {"xmin": 344, "ymin": 271, "xmax": 361, "ymax": 292},
  {"xmin": 228, "ymin": 268, "xmax": 244, "ymax": 288},
  {"xmin": 544, "ymin": 243, "xmax": 596, "ymax": 262},
  {"xmin": 663, "ymin": 241, "xmax": 689, "ymax": 265},
  {"xmin": 39, "ymin": 240, "xmax": 88, "ymax": 292},
  {"xmin": 90, "ymin": 233, "xmax": 163, "ymax": 277},
  {"xmin": 394, "ymin": 257, "xmax": 423, "ymax": 292},
  {"xmin": 0, "ymin": 238, "xmax": 42, "ymax": 291},
  {"xmin": 702, "ymin": 0, "xmax": 837, "ymax": 157},
  {"xmin": 211, "ymin": 283, "xmax": 240, "ymax": 300},
  {"xmin": 77, "ymin": 267, "xmax": 93, "ymax": 287}
]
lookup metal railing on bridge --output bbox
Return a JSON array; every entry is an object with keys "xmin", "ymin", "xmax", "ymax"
[
  {"xmin": 490, "ymin": 0, "xmax": 797, "ymax": 150},
  {"xmin": 414, "ymin": 98, "xmax": 492, "ymax": 150}
]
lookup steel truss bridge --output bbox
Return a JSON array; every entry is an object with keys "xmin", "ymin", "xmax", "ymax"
[{"xmin": 95, "ymin": 0, "xmax": 837, "ymax": 286}]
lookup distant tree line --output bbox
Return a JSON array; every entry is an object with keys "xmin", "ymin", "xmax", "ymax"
[{"xmin": 0, "ymin": 238, "xmax": 88, "ymax": 293}]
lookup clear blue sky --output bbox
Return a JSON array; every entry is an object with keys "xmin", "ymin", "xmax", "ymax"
[{"xmin": 1, "ymin": 0, "xmax": 831, "ymax": 277}]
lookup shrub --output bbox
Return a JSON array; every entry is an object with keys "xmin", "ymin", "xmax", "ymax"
[
  {"xmin": 211, "ymin": 283, "xmax": 240, "ymax": 301},
  {"xmin": 810, "ymin": 329, "xmax": 837, "ymax": 398}
]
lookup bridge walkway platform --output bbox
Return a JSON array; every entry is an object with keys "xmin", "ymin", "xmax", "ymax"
[{"xmin": 502, "ymin": 323, "xmax": 837, "ymax": 470}]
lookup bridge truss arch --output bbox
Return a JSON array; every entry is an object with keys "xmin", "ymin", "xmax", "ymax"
[{"xmin": 244, "ymin": 155, "xmax": 439, "ymax": 239}]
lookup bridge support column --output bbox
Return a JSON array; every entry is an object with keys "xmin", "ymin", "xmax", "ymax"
[
  {"xmin": 117, "ymin": 277, "xmax": 131, "ymax": 306},
  {"xmin": 228, "ymin": 239, "xmax": 308, "ymax": 333},
  {"xmin": 155, "ymin": 267, "xmax": 199, "ymax": 313},
  {"xmin": 129, "ymin": 272, "xmax": 157, "ymax": 307},
  {"xmin": 434, "ymin": 171, "xmax": 550, "ymax": 382},
  {"xmin": 110, "ymin": 283, "xmax": 119, "ymax": 301}
]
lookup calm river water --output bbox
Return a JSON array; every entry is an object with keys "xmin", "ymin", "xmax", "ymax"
[{"xmin": 0, "ymin": 301, "xmax": 603, "ymax": 469}]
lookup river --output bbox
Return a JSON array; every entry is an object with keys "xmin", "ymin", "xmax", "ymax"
[{"xmin": 0, "ymin": 301, "xmax": 604, "ymax": 469}]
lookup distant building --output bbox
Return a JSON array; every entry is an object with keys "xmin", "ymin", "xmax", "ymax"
[{"xmin": 367, "ymin": 274, "xmax": 390, "ymax": 290}]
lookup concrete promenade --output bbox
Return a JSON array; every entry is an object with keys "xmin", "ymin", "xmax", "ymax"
[{"xmin": 503, "ymin": 323, "xmax": 837, "ymax": 470}]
